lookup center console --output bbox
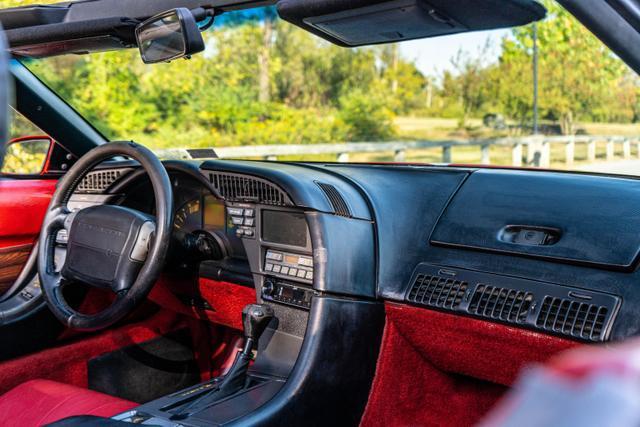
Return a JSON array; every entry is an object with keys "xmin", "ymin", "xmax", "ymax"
[{"xmin": 108, "ymin": 202, "xmax": 317, "ymax": 426}]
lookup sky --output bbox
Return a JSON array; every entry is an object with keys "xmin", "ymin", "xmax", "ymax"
[{"xmin": 398, "ymin": 28, "xmax": 510, "ymax": 76}]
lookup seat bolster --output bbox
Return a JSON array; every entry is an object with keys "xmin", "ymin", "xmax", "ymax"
[{"xmin": 0, "ymin": 379, "xmax": 136, "ymax": 427}]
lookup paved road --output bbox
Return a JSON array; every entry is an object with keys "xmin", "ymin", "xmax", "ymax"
[{"xmin": 578, "ymin": 160, "xmax": 640, "ymax": 176}]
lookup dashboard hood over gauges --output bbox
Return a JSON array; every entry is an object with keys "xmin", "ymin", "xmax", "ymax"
[{"xmin": 0, "ymin": 0, "xmax": 545, "ymax": 58}]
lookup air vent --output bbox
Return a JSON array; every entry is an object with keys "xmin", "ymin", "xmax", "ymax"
[
  {"xmin": 468, "ymin": 285, "xmax": 533, "ymax": 324},
  {"xmin": 208, "ymin": 172, "xmax": 291, "ymax": 206},
  {"xmin": 536, "ymin": 297, "xmax": 608, "ymax": 341},
  {"xmin": 404, "ymin": 263, "xmax": 620, "ymax": 342},
  {"xmin": 76, "ymin": 169, "xmax": 126, "ymax": 193},
  {"xmin": 316, "ymin": 182, "xmax": 351, "ymax": 217},
  {"xmin": 407, "ymin": 274, "xmax": 468, "ymax": 309}
]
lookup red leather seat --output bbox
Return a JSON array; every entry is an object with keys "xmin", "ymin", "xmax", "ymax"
[{"xmin": 0, "ymin": 379, "xmax": 137, "ymax": 426}]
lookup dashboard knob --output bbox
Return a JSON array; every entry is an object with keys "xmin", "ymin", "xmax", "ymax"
[{"xmin": 262, "ymin": 280, "xmax": 276, "ymax": 297}]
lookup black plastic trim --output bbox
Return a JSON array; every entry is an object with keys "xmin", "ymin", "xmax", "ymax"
[{"xmin": 404, "ymin": 263, "xmax": 620, "ymax": 342}]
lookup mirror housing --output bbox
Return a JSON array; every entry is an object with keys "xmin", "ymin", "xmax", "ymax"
[
  {"xmin": 1, "ymin": 136, "xmax": 53, "ymax": 175},
  {"xmin": 135, "ymin": 8, "xmax": 205, "ymax": 64},
  {"xmin": 1, "ymin": 135, "xmax": 76, "ymax": 175}
]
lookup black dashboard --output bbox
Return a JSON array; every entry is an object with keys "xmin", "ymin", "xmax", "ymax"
[{"xmin": 67, "ymin": 158, "xmax": 640, "ymax": 344}]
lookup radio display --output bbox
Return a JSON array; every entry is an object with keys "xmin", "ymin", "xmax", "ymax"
[{"xmin": 262, "ymin": 210, "xmax": 308, "ymax": 247}]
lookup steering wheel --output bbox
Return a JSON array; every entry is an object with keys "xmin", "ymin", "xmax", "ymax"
[{"xmin": 37, "ymin": 142, "xmax": 173, "ymax": 331}]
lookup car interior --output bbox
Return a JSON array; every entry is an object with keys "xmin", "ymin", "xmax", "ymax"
[{"xmin": 0, "ymin": 0, "xmax": 640, "ymax": 426}]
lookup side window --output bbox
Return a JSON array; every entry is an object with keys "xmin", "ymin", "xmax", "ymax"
[{"xmin": 2, "ymin": 110, "xmax": 51, "ymax": 175}]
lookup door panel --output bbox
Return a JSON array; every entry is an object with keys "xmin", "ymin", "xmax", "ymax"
[{"xmin": 0, "ymin": 179, "xmax": 56, "ymax": 293}]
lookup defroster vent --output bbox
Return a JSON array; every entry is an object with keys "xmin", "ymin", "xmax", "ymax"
[
  {"xmin": 316, "ymin": 182, "xmax": 351, "ymax": 217},
  {"xmin": 405, "ymin": 263, "xmax": 620, "ymax": 342},
  {"xmin": 208, "ymin": 172, "xmax": 292, "ymax": 205}
]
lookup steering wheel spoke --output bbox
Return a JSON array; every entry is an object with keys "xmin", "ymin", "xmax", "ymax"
[{"xmin": 43, "ymin": 206, "xmax": 71, "ymax": 233}]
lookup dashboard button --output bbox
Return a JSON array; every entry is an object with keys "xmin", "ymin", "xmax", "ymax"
[
  {"xmin": 266, "ymin": 251, "xmax": 283, "ymax": 261},
  {"xmin": 228, "ymin": 207, "xmax": 243, "ymax": 216},
  {"xmin": 281, "ymin": 267, "xmax": 290, "ymax": 275},
  {"xmin": 244, "ymin": 218, "xmax": 255, "ymax": 226},
  {"xmin": 231, "ymin": 216, "xmax": 244, "ymax": 225},
  {"xmin": 265, "ymin": 263, "xmax": 274, "ymax": 272},
  {"xmin": 306, "ymin": 271, "xmax": 314, "ymax": 280},
  {"xmin": 244, "ymin": 209, "xmax": 255, "ymax": 217},
  {"xmin": 243, "ymin": 228, "xmax": 255, "ymax": 237},
  {"xmin": 288, "ymin": 268, "xmax": 298, "ymax": 276},
  {"xmin": 272, "ymin": 265, "xmax": 282, "ymax": 273},
  {"xmin": 236, "ymin": 229, "xmax": 245, "ymax": 237},
  {"xmin": 299, "ymin": 257, "xmax": 313, "ymax": 267},
  {"xmin": 297, "ymin": 270, "xmax": 306, "ymax": 278}
]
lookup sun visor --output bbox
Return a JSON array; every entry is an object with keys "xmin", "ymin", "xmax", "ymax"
[{"xmin": 276, "ymin": 0, "xmax": 546, "ymax": 47}]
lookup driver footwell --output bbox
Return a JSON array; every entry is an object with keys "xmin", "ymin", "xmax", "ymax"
[
  {"xmin": 87, "ymin": 329, "xmax": 200, "ymax": 403},
  {"xmin": 0, "ymin": 307, "xmax": 241, "ymax": 404}
]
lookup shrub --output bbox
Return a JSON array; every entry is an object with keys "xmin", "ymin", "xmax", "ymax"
[{"xmin": 337, "ymin": 90, "xmax": 396, "ymax": 141}]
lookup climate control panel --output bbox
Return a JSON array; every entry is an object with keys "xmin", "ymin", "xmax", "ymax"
[{"xmin": 264, "ymin": 249, "xmax": 313, "ymax": 282}]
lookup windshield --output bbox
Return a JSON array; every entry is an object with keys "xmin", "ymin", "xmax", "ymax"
[{"xmin": 19, "ymin": 1, "xmax": 640, "ymax": 174}]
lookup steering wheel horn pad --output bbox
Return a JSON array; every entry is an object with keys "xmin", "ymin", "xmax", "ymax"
[
  {"xmin": 62, "ymin": 205, "xmax": 154, "ymax": 292},
  {"xmin": 37, "ymin": 142, "xmax": 173, "ymax": 331}
]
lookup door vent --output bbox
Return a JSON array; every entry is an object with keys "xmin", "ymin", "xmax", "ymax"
[
  {"xmin": 468, "ymin": 285, "xmax": 533, "ymax": 324},
  {"xmin": 208, "ymin": 172, "xmax": 292, "ymax": 206},
  {"xmin": 404, "ymin": 263, "xmax": 620, "ymax": 342},
  {"xmin": 316, "ymin": 182, "xmax": 351, "ymax": 217},
  {"xmin": 536, "ymin": 297, "xmax": 608, "ymax": 341},
  {"xmin": 407, "ymin": 274, "xmax": 468, "ymax": 310},
  {"xmin": 77, "ymin": 169, "xmax": 126, "ymax": 193}
]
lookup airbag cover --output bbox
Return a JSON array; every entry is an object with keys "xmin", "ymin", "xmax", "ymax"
[{"xmin": 62, "ymin": 205, "xmax": 152, "ymax": 290}]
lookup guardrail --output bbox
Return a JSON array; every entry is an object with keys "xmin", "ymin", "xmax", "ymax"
[{"xmin": 157, "ymin": 135, "xmax": 640, "ymax": 167}]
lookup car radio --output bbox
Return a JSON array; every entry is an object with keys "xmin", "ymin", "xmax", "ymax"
[
  {"xmin": 262, "ymin": 278, "xmax": 316, "ymax": 309},
  {"xmin": 264, "ymin": 249, "xmax": 313, "ymax": 282}
]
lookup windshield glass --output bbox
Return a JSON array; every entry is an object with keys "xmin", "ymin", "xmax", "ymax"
[{"xmin": 19, "ymin": 1, "xmax": 640, "ymax": 174}]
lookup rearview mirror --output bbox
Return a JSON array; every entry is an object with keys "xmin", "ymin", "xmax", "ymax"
[{"xmin": 135, "ymin": 8, "xmax": 205, "ymax": 64}]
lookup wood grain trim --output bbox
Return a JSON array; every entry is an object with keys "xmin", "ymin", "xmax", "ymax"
[{"xmin": 0, "ymin": 243, "xmax": 32, "ymax": 294}]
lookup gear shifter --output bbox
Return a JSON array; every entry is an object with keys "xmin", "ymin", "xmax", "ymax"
[
  {"xmin": 171, "ymin": 304, "xmax": 274, "ymax": 420},
  {"xmin": 241, "ymin": 303, "xmax": 275, "ymax": 354}
]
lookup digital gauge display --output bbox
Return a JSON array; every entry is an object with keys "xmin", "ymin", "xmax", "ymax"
[{"xmin": 204, "ymin": 195, "xmax": 226, "ymax": 228}]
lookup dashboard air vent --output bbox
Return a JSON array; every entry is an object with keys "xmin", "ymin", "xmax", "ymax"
[
  {"xmin": 536, "ymin": 297, "xmax": 608, "ymax": 341},
  {"xmin": 316, "ymin": 182, "xmax": 351, "ymax": 217},
  {"xmin": 468, "ymin": 285, "xmax": 533, "ymax": 324},
  {"xmin": 76, "ymin": 169, "xmax": 126, "ymax": 193},
  {"xmin": 208, "ymin": 172, "xmax": 291, "ymax": 206},
  {"xmin": 407, "ymin": 274, "xmax": 467, "ymax": 310},
  {"xmin": 404, "ymin": 263, "xmax": 620, "ymax": 342}
]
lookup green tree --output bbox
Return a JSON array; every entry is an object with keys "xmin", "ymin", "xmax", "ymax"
[{"xmin": 499, "ymin": 1, "xmax": 629, "ymax": 133}]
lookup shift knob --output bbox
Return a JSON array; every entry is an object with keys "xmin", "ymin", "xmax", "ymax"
[{"xmin": 242, "ymin": 304, "xmax": 274, "ymax": 342}]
